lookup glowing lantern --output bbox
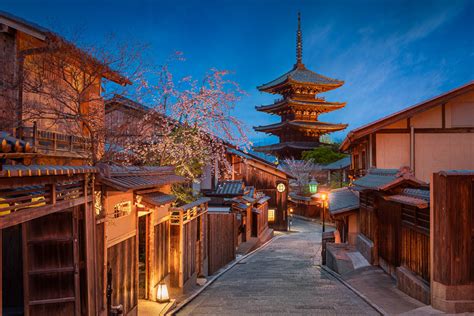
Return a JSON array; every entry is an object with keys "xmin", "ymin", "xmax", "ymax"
[
  {"xmin": 308, "ymin": 177, "xmax": 319, "ymax": 194},
  {"xmin": 156, "ymin": 282, "xmax": 170, "ymax": 303}
]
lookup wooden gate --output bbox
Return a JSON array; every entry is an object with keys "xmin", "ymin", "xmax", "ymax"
[
  {"xmin": 22, "ymin": 207, "xmax": 81, "ymax": 316},
  {"xmin": 208, "ymin": 213, "xmax": 236, "ymax": 275}
]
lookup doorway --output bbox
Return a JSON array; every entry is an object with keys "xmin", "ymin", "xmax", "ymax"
[{"xmin": 138, "ymin": 213, "xmax": 150, "ymax": 300}]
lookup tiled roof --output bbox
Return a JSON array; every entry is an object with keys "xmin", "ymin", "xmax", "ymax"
[
  {"xmin": 98, "ymin": 164, "xmax": 185, "ymax": 191},
  {"xmin": 256, "ymin": 98, "xmax": 345, "ymax": 113},
  {"xmin": 180, "ymin": 197, "xmax": 211, "ymax": 211},
  {"xmin": 258, "ymin": 66, "xmax": 343, "ymax": 92},
  {"xmin": 322, "ymin": 156, "xmax": 351, "ymax": 170},
  {"xmin": 385, "ymin": 194, "xmax": 429, "ymax": 208},
  {"xmin": 102, "ymin": 174, "xmax": 184, "ymax": 191},
  {"xmin": 353, "ymin": 168, "xmax": 426, "ymax": 191},
  {"xmin": 141, "ymin": 192, "xmax": 176, "ymax": 206},
  {"xmin": 253, "ymin": 141, "xmax": 321, "ymax": 153},
  {"xmin": 328, "ymin": 187, "xmax": 359, "ymax": 216},
  {"xmin": 438, "ymin": 170, "xmax": 474, "ymax": 176},
  {"xmin": 214, "ymin": 180, "xmax": 244, "ymax": 196},
  {"xmin": 1, "ymin": 131, "xmax": 33, "ymax": 153},
  {"xmin": 254, "ymin": 120, "xmax": 347, "ymax": 134},
  {"xmin": 0, "ymin": 164, "xmax": 97, "ymax": 178},
  {"xmin": 402, "ymin": 188, "xmax": 430, "ymax": 201}
]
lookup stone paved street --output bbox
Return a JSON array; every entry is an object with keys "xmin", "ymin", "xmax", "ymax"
[{"xmin": 177, "ymin": 219, "xmax": 379, "ymax": 315}]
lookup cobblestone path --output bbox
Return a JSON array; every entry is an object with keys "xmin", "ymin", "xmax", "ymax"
[{"xmin": 177, "ymin": 219, "xmax": 379, "ymax": 315}]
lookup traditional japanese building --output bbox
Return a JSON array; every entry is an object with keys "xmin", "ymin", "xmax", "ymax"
[{"xmin": 253, "ymin": 13, "xmax": 347, "ymax": 159}]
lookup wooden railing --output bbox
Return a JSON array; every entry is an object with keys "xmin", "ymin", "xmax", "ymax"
[
  {"xmin": 19, "ymin": 124, "xmax": 91, "ymax": 156},
  {"xmin": 0, "ymin": 176, "xmax": 93, "ymax": 229}
]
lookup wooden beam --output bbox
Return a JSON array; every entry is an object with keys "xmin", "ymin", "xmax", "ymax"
[
  {"xmin": 22, "ymin": 223, "xmax": 30, "ymax": 316},
  {"xmin": 84, "ymin": 175, "xmax": 97, "ymax": 316},
  {"xmin": 0, "ymin": 229, "xmax": 2, "ymax": 315},
  {"xmin": 0, "ymin": 196, "xmax": 91, "ymax": 230},
  {"xmin": 441, "ymin": 103, "xmax": 446, "ymax": 128}
]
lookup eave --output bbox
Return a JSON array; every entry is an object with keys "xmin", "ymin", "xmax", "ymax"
[
  {"xmin": 340, "ymin": 80, "xmax": 474, "ymax": 151},
  {"xmin": 254, "ymin": 120, "xmax": 347, "ymax": 135},
  {"xmin": 253, "ymin": 141, "xmax": 321, "ymax": 153},
  {"xmin": 255, "ymin": 98, "xmax": 346, "ymax": 114}
]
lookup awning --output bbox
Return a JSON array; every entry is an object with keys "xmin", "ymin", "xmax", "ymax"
[{"xmin": 141, "ymin": 192, "xmax": 176, "ymax": 206}]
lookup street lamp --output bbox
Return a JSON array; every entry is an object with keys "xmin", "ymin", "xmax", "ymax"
[
  {"xmin": 321, "ymin": 192, "xmax": 327, "ymax": 232},
  {"xmin": 308, "ymin": 177, "xmax": 319, "ymax": 194},
  {"xmin": 156, "ymin": 281, "xmax": 170, "ymax": 303}
]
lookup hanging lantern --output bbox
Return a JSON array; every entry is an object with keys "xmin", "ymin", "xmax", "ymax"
[
  {"xmin": 309, "ymin": 177, "xmax": 319, "ymax": 194},
  {"xmin": 156, "ymin": 282, "xmax": 170, "ymax": 303}
]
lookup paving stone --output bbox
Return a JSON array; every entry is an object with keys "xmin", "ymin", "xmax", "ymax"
[{"xmin": 177, "ymin": 219, "xmax": 379, "ymax": 315}]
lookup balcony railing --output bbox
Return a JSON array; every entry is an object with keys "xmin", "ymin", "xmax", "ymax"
[{"xmin": 18, "ymin": 124, "xmax": 91, "ymax": 157}]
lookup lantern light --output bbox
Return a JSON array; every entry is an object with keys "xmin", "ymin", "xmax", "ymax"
[
  {"xmin": 321, "ymin": 193, "xmax": 327, "ymax": 201},
  {"xmin": 309, "ymin": 177, "xmax": 319, "ymax": 194},
  {"xmin": 156, "ymin": 282, "xmax": 170, "ymax": 303}
]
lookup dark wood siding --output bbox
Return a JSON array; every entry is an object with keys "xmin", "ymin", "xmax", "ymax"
[
  {"xmin": 154, "ymin": 221, "xmax": 169, "ymax": 283},
  {"xmin": 433, "ymin": 173, "xmax": 474, "ymax": 285},
  {"xmin": 208, "ymin": 213, "xmax": 236, "ymax": 275},
  {"xmin": 107, "ymin": 236, "xmax": 137, "ymax": 315},
  {"xmin": 400, "ymin": 225, "xmax": 430, "ymax": 282},
  {"xmin": 378, "ymin": 199, "xmax": 401, "ymax": 268}
]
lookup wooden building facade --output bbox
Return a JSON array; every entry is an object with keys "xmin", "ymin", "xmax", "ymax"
[
  {"xmin": 0, "ymin": 163, "xmax": 98, "ymax": 316},
  {"xmin": 97, "ymin": 165, "xmax": 185, "ymax": 314},
  {"xmin": 341, "ymin": 81, "xmax": 474, "ymax": 182}
]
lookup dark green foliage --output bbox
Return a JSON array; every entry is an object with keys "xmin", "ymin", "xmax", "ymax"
[{"xmin": 302, "ymin": 146, "xmax": 347, "ymax": 164}]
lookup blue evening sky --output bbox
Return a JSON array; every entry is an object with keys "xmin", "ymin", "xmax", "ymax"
[{"xmin": 3, "ymin": 0, "xmax": 474, "ymax": 145}]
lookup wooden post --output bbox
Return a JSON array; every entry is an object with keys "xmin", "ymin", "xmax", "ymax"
[
  {"xmin": 21, "ymin": 223, "xmax": 29, "ymax": 316},
  {"xmin": 0, "ymin": 229, "xmax": 2, "ymax": 315},
  {"xmin": 84, "ymin": 175, "xmax": 97, "ymax": 316},
  {"xmin": 179, "ymin": 211, "xmax": 184, "ymax": 288}
]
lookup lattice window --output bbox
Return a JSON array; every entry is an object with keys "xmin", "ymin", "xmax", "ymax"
[{"xmin": 113, "ymin": 201, "xmax": 132, "ymax": 218}]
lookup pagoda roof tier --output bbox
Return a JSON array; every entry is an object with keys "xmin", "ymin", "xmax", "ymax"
[
  {"xmin": 253, "ymin": 141, "xmax": 321, "ymax": 153},
  {"xmin": 258, "ymin": 65, "xmax": 344, "ymax": 94},
  {"xmin": 254, "ymin": 120, "xmax": 347, "ymax": 135},
  {"xmin": 256, "ymin": 98, "xmax": 346, "ymax": 114}
]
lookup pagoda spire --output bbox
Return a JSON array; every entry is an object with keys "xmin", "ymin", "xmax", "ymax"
[{"xmin": 296, "ymin": 12, "xmax": 303, "ymax": 68}]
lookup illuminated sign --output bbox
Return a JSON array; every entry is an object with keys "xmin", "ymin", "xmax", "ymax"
[
  {"xmin": 276, "ymin": 183, "xmax": 286, "ymax": 193},
  {"xmin": 268, "ymin": 209, "xmax": 275, "ymax": 222}
]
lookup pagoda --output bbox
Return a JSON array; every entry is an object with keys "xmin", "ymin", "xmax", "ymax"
[{"xmin": 253, "ymin": 13, "xmax": 347, "ymax": 160}]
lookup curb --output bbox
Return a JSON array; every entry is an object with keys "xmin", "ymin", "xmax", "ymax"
[
  {"xmin": 319, "ymin": 265, "xmax": 388, "ymax": 316},
  {"xmin": 167, "ymin": 235, "xmax": 282, "ymax": 315}
]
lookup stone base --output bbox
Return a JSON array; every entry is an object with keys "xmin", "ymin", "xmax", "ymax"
[
  {"xmin": 379, "ymin": 257, "xmax": 396, "ymax": 279},
  {"xmin": 356, "ymin": 233, "xmax": 374, "ymax": 264},
  {"xmin": 431, "ymin": 281, "xmax": 474, "ymax": 313},
  {"xmin": 396, "ymin": 266, "xmax": 430, "ymax": 304},
  {"xmin": 325, "ymin": 243, "xmax": 370, "ymax": 275}
]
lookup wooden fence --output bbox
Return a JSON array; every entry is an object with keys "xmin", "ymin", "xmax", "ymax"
[
  {"xmin": 107, "ymin": 235, "xmax": 138, "ymax": 315},
  {"xmin": 359, "ymin": 191, "xmax": 378, "ymax": 247},
  {"xmin": 400, "ymin": 204, "xmax": 430, "ymax": 282},
  {"xmin": 169, "ymin": 198, "xmax": 209, "ymax": 291},
  {"xmin": 208, "ymin": 213, "xmax": 236, "ymax": 275}
]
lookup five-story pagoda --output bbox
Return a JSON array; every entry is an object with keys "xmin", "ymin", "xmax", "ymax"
[{"xmin": 253, "ymin": 13, "xmax": 347, "ymax": 160}]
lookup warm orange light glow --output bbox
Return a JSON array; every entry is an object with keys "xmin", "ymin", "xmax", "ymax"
[
  {"xmin": 321, "ymin": 193, "xmax": 327, "ymax": 201},
  {"xmin": 156, "ymin": 282, "xmax": 170, "ymax": 303}
]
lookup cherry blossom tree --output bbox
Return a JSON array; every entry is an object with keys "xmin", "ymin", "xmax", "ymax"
[{"xmin": 117, "ymin": 55, "xmax": 250, "ymax": 180}]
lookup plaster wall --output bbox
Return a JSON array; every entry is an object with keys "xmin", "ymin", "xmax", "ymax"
[
  {"xmin": 411, "ymin": 106, "xmax": 442, "ymax": 128},
  {"xmin": 385, "ymin": 119, "xmax": 407, "ymax": 129},
  {"xmin": 414, "ymin": 133, "xmax": 474, "ymax": 182},
  {"xmin": 105, "ymin": 191, "xmax": 137, "ymax": 247},
  {"xmin": 376, "ymin": 133, "xmax": 410, "ymax": 169}
]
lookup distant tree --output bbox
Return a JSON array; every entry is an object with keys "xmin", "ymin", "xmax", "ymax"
[
  {"xmin": 302, "ymin": 146, "xmax": 347, "ymax": 165},
  {"xmin": 281, "ymin": 158, "xmax": 320, "ymax": 195}
]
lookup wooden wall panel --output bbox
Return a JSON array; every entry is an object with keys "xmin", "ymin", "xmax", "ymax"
[
  {"xmin": 208, "ymin": 213, "xmax": 236, "ymax": 275},
  {"xmin": 107, "ymin": 236, "xmax": 137, "ymax": 315},
  {"xmin": 153, "ymin": 221, "xmax": 170, "ymax": 284},
  {"xmin": 378, "ymin": 199, "xmax": 401, "ymax": 268},
  {"xmin": 401, "ymin": 225, "xmax": 430, "ymax": 282}
]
